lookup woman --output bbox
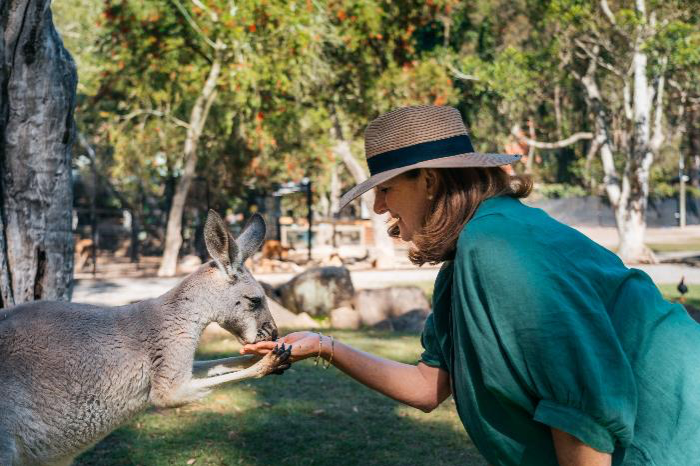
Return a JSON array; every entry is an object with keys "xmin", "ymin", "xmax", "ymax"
[{"xmin": 242, "ymin": 105, "xmax": 700, "ymax": 465}]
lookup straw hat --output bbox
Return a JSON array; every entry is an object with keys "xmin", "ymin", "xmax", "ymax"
[{"xmin": 338, "ymin": 105, "xmax": 521, "ymax": 210}]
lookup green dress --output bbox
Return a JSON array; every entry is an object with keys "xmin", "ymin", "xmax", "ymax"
[{"xmin": 420, "ymin": 195, "xmax": 700, "ymax": 465}]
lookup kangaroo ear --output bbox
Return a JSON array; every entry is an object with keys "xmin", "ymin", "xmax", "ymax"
[
  {"xmin": 236, "ymin": 213, "xmax": 266, "ymax": 263},
  {"xmin": 204, "ymin": 210, "xmax": 240, "ymax": 277}
]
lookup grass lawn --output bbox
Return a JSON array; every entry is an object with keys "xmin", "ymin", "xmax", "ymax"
[
  {"xmin": 76, "ymin": 329, "xmax": 486, "ymax": 466},
  {"xmin": 648, "ymin": 241, "xmax": 700, "ymax": 253},
  {"xmin": 75, "ymin": 278, "xmax": 694, "ymax": 465},
  {"xmin": 657, "ymin": 283, "xmax": 700, "ymax": 308}
]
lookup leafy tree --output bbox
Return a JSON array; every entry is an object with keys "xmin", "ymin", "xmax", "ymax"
[
  {"xmin": 84, "ymin": 0, "xmax": 333, "ymax": 275},
  {"xmin": 543, "ymin": 0, "xmax": 700, "ymax": 262},
  {"xmin": 55, "ymin": 0, "xmax": 700, "ymax": 270},
  {"xmin": 448, "ymin": 0, "xmax": 700, "ymax": 262}
]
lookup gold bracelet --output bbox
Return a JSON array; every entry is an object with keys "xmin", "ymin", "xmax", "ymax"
[
  {"xmin": 323, "ymin": 336, "xmax": 334, "ymax": 369},
  {"xmin": 314, "ymin": 332, "xmax": 323, "ymax": 366}
]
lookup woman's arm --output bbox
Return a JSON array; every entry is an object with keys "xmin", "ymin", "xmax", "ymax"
[
  {"xmin": 551, "ymin": 429, "xmax": 612, "ymax": 466},
  {"xmin": 241, "ymin": 332, "xmax": 451, "ymax": 412}
]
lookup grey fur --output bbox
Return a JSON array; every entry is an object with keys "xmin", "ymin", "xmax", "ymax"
[{"xmin": 0, "ymin": 212, "xmax": 284, "ymax": 465}]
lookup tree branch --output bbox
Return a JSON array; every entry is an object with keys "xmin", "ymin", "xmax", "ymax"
[
  {"xmin": 511, "ymin": 125, "xmax": 593, "ymax": 149},
  {"xmin": 446, "ymin": 63, "xmax": 480, "ymax": 82},
  {"xmin": 191, "ymin": 0, "xmax": 219, "ymax": 21},
  {"xmin": 119, "ymin": 109, "xmax": 191, "ymax": 129},
  {"xmin": 574, "ymin": 38, "xmax": 623, "ymax": 77},
  {"xmin": 600, "ymin": 0, "xmax": 617, "ymax": 26},
  {"xmin": 169, "ymin": 0, "xmax": 225, "ymax": 53},
  {"xmin": 650, "ymin": 56, "xmax": 667, "ymax": 152},
  {"xmin": 623, "ymin": 79, "xmax": 633, "ymax": 121}
]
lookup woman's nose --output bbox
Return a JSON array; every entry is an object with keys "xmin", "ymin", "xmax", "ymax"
[{"xmin": 373, "ymin": 190, "xmax": 388, "ymax": 214}]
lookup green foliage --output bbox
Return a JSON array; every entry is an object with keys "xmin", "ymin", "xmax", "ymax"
[
  {"xmin": 534, "ymin": 183, "xmax": 588, "ymax": 199},
  {"xmin": 651, "ymin": 182, "xmax": 700, "ymax": 199},
  {"xmin": 658, "ymin": 283, "xmax": 700, "ymax": 309},
  {"xmin": 52, "ymin": 0, "xmax": 700, "ymax": 232}
]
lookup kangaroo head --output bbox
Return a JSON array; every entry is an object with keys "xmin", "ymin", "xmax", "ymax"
[{"xmin": 203, "ymin": 210, "xmax": 278, "ymax": 344}]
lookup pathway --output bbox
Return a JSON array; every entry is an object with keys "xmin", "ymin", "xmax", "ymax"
[{"xmin": 73, "ymin": 263, "xmax": 696, "ymax": 307}]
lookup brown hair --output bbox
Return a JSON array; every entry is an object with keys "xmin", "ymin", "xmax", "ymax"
[{"xmin": 388, "ymin": 167, "xmax": 532, "ymax": 266}]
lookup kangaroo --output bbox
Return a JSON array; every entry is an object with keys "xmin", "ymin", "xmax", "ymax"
[{"xmin": 0, "ymin": 210, "xmax": 291, "ymax": 466}]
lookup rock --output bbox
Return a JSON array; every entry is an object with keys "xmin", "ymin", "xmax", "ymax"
[
  {"xmin": 267, "ymin": 298, "xmax": 320, "ymax": 329},
  {"xmin": 200, "ymin": 300, "xmax": 320, "ymax": 340},
  {"xmin": 277, "ymin": 266, "xmax": 355, "ymax": 317},
  {"xmin": 374, "ymin": 309, "xmax": 430, "ymax": 333},
  {"xmin": 259, "ymin": 281, "xmax": 280, "ymax": 302},
  {"xmin": 330, "ymin": 306, "xmax": 361, "ymax": 330},
  {"xmin": 294, "ymin": 312, "xmax": 321, "ymax": 329},
  {"xmin": 354, "ymin": 286, "xmax": 430, "ymax": 326}
]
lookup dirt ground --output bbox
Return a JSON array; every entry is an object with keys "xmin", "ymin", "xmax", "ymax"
[
  {"xmin": 577, "ymin": 225, "xmax": 700, "ymax": 248},
  {"xmin": 73, "ymin": 263, "xmax": 698, "ymax": 307}
]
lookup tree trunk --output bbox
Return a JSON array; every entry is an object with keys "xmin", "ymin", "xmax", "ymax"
[
  {"xmin": 0, "ymin": 0, "xmax": 77, "ymax": 307},
  {"xmin": 158, "ymin": 54, "xmax": 220, "ymax": 277},
  {"xmin": 617, "ymin": 4, "xmax": 657, "ymax": 263},
  {"xmin": 329, "ymin": 160, "xmax": 340, "ymax": 216},
  {"xmin": 577, "ymin": 38, "xmax": 657, "ymax": 263},
  {"xmin": 578, "ymin": 47, "xmax": 620, "ymax": 207}
]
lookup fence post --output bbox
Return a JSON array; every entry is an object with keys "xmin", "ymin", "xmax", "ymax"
[{"xmin": 680, "ymin": 153, "xmax": 687, "ymax": 229}]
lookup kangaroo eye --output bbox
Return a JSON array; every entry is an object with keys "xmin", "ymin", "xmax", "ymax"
[
  {"xmin": 250, "ymin": 296, "xmax": 262, "ymax": 306},
  {"xmin": 245, "ymin": 296, "xmax": 263, "ymax": 309}
]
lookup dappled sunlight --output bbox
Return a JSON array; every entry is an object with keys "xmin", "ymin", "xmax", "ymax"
[{"xmin": 77, "ymin": 329, "xmax": 486, "ymax": 465}]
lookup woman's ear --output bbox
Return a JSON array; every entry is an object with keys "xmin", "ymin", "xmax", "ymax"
[{"xmin": 423, "ymin": 169, "xmax": 439, "ymax": 199}]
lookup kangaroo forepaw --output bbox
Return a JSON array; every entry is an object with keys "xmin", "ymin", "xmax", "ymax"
[{"xmin": 270, "ymin": 343, "xmax": 292, "ymax": 375}]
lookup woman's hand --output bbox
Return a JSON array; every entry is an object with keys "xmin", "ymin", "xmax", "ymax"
[
  {"xmin": 243, "ymin": 330, "xmax": 451, "ymax": 412},
  {"xmin": 240, "ymin": 331, "xmax": 324, "ymax": 363}
]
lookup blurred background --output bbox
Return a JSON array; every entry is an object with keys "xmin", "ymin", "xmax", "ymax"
[{"xmin": 50, "ymin": 0, "xmax": 700, "ymax": 282}]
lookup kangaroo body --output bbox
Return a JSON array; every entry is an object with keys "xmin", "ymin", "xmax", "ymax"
[{"xmin": 0, "ymin": 212, "xmax": 289, "ymax": 465}]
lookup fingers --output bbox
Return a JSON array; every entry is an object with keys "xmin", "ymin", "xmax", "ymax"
[
  {"xmin": 240, "ymin": 348, "xmax": 272, "ymax": 356},
  {"xmin": 240, "ymin": 341, "xmax": 276, "ymax": 355}
]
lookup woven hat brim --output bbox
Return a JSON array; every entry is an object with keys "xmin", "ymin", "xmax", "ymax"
[{"xmin": 338, "ymin": 152, "xmax": 520, "ymax": 211}]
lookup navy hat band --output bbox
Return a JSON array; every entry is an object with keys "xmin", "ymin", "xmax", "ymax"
[{"xmin": 367, "ymin": 134, "xmax": 475, "ymax": 176}]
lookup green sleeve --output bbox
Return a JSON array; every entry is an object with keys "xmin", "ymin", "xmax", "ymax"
[
  {"xmin": 420, "ymin": 312, "xmax": 448, "ymax": 371},
  {"xmin": 455, "ymin": 218, "xmax": 637, "ymax": 453}
]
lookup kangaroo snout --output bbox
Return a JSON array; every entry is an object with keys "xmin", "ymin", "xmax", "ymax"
[{"xmin": 256, "ymin": 321, "xmax": 278, "ymax": 342}]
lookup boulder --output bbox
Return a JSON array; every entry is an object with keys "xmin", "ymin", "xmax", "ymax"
[
  {"xmin": 259, "ymin": 280, "xmax": 280, "ymax": 302},
  {"xmin": 374, "ymin": 309, "xmax": 430, "ymax": 333},
  {"xmin": 277, "ymin": 266, "xmax": 355, "ymax": 317},
  {"xmin": 354, "ymin": 286, "xmax": 430, "ymax": 326},
  {"xmin": 267, "ymin": 298, "xmax": 320, "ymax": 329},
  {"xmin": 200, "ymin": 299, "xmax": 320, "ymax": 341},
  {"xmin": 330, "ymin": 306, "xmax": 361, "ymax": 330}
]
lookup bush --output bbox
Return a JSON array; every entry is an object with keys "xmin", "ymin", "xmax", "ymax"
[
  {"xmin": 651, "ymin": 182, "xmax": 700, "ymax": 198},
  {"xmin": 535, "ymin": 183, "xmax": 588, "ymax": 199}
]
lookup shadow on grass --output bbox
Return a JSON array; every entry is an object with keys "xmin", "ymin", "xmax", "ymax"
[{"xmin": 76, "ymin": 362, "xmax": 485, "ymax": 466}]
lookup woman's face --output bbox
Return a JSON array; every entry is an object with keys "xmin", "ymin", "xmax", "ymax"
[{"xmin": 373, "ymin": 170, "xmax": 433, "ymax": 242}]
